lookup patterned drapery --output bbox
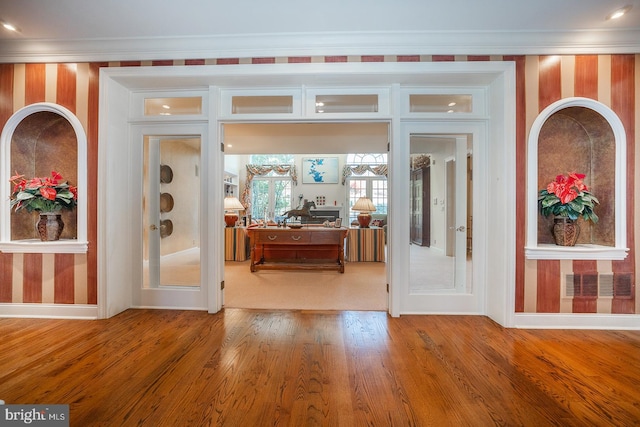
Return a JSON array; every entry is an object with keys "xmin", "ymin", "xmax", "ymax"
[
  {"xmin": 241, "ymin": 164, "xmax": 298, "ymax": 210},
  {"xmin": 341, "ymin": 164, "xmax": 388, "ymax": 184}
]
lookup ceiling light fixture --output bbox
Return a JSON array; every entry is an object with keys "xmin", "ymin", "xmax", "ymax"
[
  {"xmin": 162, "ymin": 104, "xmax": 171, "ymax": 109},
  {"xmin": 1, "ymin": 21, "xmax": 19, "ymax": 32},
  {"xmin": 607, "ymin": 5, "xmax": 631, "ymax": 20}
]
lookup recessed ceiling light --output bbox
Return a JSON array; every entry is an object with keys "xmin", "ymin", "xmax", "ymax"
[{"xmin": 607, "ymin": 5, "xmax": 632, "ymax": 20}]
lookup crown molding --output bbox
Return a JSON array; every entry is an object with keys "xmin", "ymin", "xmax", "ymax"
[{"xmin": 0, "ymin": 29, "xmax": 639, "ymax": 63}]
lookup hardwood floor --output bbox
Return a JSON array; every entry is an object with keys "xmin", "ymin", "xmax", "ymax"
[{"xmin": 1, "ymin": 309, "xmax": 639, "ymax": 426}]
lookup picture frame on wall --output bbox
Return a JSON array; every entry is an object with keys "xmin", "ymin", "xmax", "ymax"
[{"xmin": 302, "ymin": 157, "xmax": 339, "ymax": 184}]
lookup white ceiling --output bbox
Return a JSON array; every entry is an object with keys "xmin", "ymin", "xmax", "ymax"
[{"xmin": 1, "ymin": 0, "xmax": 639, "ymax": 62}]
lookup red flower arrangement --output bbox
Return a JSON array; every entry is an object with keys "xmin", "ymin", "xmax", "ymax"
[
  {"xmin": 538, "ymin": 172, "xmax": 599, "ymax": 223},
  {"xmin": 9, "ymin": 171, "xmax": 77, "ymax": 213}
]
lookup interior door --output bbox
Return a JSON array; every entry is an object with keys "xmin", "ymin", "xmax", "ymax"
[
  {"xmin": 136, "ymin": 133, "xmax": 207, "ymax": 309},
  {"xmin": 398, "ymin": 123, "xmax": 480, "ymax": 314}
]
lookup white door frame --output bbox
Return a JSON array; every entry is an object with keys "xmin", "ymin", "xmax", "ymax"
[
  {"xmin": 392, "ymin": 122, "xmax": 486, "ymax": 315},
  {"xmin": 99, "ymin": 61, "xmax": 516, "ymax": 325}
]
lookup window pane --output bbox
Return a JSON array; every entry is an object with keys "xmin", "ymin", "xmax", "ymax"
[
  {"xmin": 251, "ymin": 180, "xmax": 269, "ymax": 220},
  {"xmin": 232, "ymin": 96, "xmax": 293, "ymax": 114},
  {"xmin": 273, "ymin": 180, "xmax": 292, "ymax": 217},
  {"xmin": 315, "ymin": 94, "xmax": 378, "ymax": 113},
  {"xmin": 346, "ymin": 153, "xmax": 387, "ymax": 164},
  {"xmin": 249, "ymin": 154, "xmax": 294, "ymax": 165},
  {"xmin": 409, "ymin": 94, "xmax": 472, "ymax": 113},
  {"xmin": 348, "ymin": 179, "xmax": 367, "ymax": 223},
  {"xmin": 371, "ymin": 180, "xmax": 388, "ymax": 214},
  {"xmin": 144, "ymin": 97, "xmax": 202, "ymax": 115}
]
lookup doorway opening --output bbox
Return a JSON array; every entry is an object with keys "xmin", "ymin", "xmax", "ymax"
[{"xmin": 222, "ymin": 121, "xmax": 389, "ymax": 311}]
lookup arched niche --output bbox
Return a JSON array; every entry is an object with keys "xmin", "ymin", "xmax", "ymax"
[
  {"xmin": 0, "ymin": 102, "xmax": 88, "ymax": 253},
  {"xmin": 525, "ymin": 97, "xmax": 628, "ymax": 260}
]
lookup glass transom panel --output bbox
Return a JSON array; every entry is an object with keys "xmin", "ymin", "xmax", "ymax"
[
  {"xmin": 409, "ymin": 94, "xmax": 472, "ymax": 113},
  {"xmin": 144, "ymin": 97, "xmax": 202, "ymax": 116},
  {"xmin": 315, "ymin": 94, "xmax": 378, "ymax": 113}
]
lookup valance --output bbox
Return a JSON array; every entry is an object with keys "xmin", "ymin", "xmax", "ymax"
[
  {"xmin": 241, "ymin": 164, "xmax": 297, "ymax": 209},
  {"xmin": 341, "ymin": 164, "xmax": 388, "ymax": 184}
]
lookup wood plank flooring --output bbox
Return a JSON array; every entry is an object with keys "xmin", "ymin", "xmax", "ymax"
[{"xmin": 1, "ymin": 309, "xmax": 639, "ymax": 426}]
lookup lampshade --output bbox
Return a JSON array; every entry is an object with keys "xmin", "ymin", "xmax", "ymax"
[
  {"xmin": 224, "ymin": 196, "xmax": 245, "ymax": 211},
  {"xmin": 351, "ymin": 197, "xmax": 376, "ymax": 213},
  {"xmin": 351, "ymin": 197, "xmax": 376, "ymax": 228},
  {"xmin": 224, "ymin": 196, "xmax": 244, "ymax": 227}
]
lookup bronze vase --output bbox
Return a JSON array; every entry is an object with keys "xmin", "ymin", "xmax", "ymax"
[
  {"xmin": 552, "ymin": 217, "xmax": 579, "ymax": 246},
  {"xmin": 36, "ymin": 212, "xmax": 64, "ymax": 241}
]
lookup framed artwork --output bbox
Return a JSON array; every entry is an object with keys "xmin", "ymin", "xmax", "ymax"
[
  {"xmin": 302, "ymin": 157, "xmax": 339, "ymax": 184},
  {"xmin": 334, "ymin": 218, "xmax": 342, "ymax": 228}
]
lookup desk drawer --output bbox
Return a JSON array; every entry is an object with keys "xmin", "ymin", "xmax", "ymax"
[
  {"xmin": 310, "ymin": 232, "xmax": 342, "ymax": 244},
  {"xmin": 255, "ymin": 231, "xmax": 310, "ymax": 244}
]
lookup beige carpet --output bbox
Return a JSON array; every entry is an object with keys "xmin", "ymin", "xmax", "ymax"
[{"xmin": 224, "ymin": 260, "xmax": 388, "ymax": 311}]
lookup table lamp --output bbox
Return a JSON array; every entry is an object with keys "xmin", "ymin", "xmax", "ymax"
[
  {"xmin": 224, "ymin": 196, "xmax": 245, "ymax": 227},
  {"xmin": 351, "ymin": 197, "xmax": 376, "ymax": 228}
]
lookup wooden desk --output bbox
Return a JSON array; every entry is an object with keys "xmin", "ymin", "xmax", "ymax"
[
  {"xmin": 246, "ymin": 226, "xmax": 348, "ymax": 272},
  {"xmin": 224, "ymin": 227, "xmax": 248, "ymax": 261},
  {"xmin": 346, "ymin": 227, "xmax": 386, "ymax": 262}
]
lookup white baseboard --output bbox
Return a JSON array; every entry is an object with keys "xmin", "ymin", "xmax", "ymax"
[
  {"xmin": 513, "ymin": 313, "xmax": 640, "ymax": 330},
  {"xmin": 0, "ymin": 303, "xmax": 98, "ymax": 319},
  {"xmin": 131, "ymin": 305, "xmax": 207, "ymax": 311}
]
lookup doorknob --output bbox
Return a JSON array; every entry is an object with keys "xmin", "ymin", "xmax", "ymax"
[
  {"xmin": 150, "ymin": 224, "xmax": 158, "ymax": 231},
  {"xmin": 456, "ymin": 226, "xmax": 466, "ymax": 232}
]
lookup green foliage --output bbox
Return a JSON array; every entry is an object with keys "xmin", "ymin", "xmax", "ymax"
[{"xmin": 538, "ymin": 189, "xmax": 599, "ymax": 223}]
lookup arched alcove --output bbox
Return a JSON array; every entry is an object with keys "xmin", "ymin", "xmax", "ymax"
[
  {"xmin": 0, "ymin": 102, "xmax": 88, "ymax": 253},
  {"xmin": 525, "ymin": 97, "xmax": 628, "ymax": 260}
]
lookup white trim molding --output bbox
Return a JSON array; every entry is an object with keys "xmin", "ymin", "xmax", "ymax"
[{"xmin": 1, "ymin": 29, "xmax": 640, "ymax": 63}]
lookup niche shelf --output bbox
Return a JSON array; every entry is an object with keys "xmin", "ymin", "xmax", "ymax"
[
  {"xmin": 525, "ymin": 97, "xmax": 628, "ymax": 260},
  {"xmin": 0, "ymin": 103, "xmax": 88, "ymax": 254}
]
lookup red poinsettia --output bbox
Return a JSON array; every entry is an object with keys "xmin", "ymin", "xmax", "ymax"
[
  {"xmin": 9, "ymin": 171, "xmax": 77, "ymax": 213},
  {"xmin": 545, "ymin": 172, "xmax": 588, "ymax": 204},
  {"xmin": 538, "ymin": 172, "xmax": 599, "ymax": 222}
]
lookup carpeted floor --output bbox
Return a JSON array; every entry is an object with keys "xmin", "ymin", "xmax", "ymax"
[{"xmin": 224, "ymin": 260, "xmax": 388, "ymax": 311}]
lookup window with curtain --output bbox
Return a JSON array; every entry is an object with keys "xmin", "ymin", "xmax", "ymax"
[
  {"xmin": 245, "ymin": 155, "xmax": 295, "ymax": 222},
  {"xmin": 344, "ymin": 153, "xmax": 388, "ymax": 223}
]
